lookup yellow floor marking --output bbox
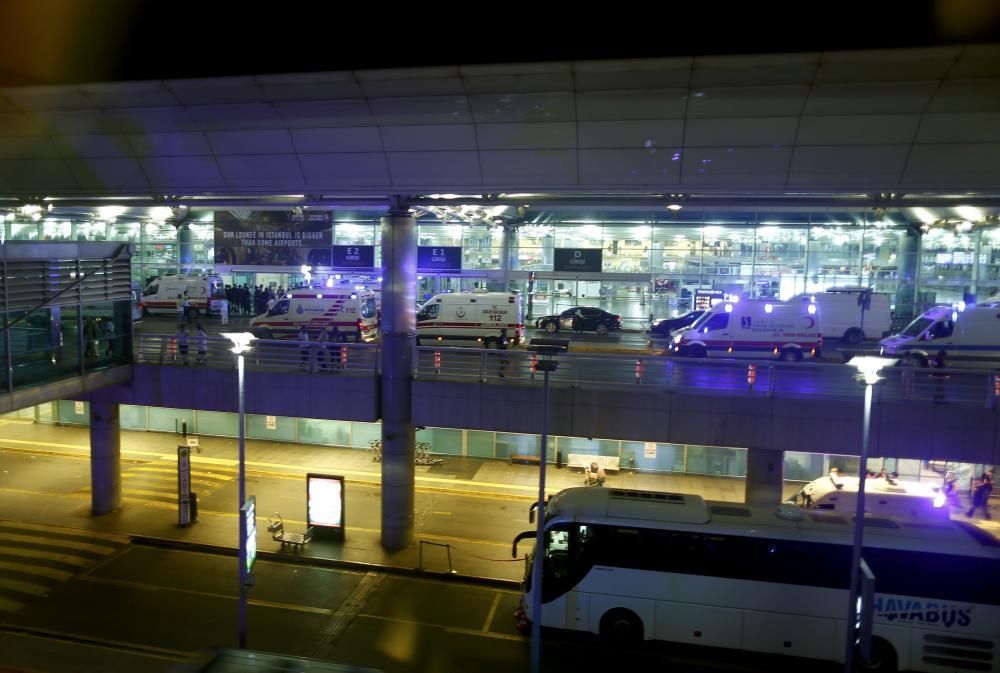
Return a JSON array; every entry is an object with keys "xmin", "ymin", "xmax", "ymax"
[
  {"xmin": 3, "ymin": 627, "xmax": 188, "ymax": 660},
  {"xmin": 119, "ymin": 488, "xmax": 180, "ymax": 498},
  {"xmin": 0, "ymin": 544, "xmax": 93, "ymax": 566},
  {"xmin": 0, "ymin": 596, "xmax": 24, "ymax": 612},
  {"xmin": 0, "ymin": 520, "xmax": 125, "ymax": 543},
  {"xmin": 432, "ymin": 511, "xmax": 452, "ymax": 516},
  {"xmin": 0, "ymin": 576, "xmax": 50, "ymax": 596},
  {"xmin": 445, "ymin": 626, "xmax": 526, "ymax": 642},
  {"xmin": 121, "ymin": 474, "xmax": 223, "ymax": 488},
  {"xmin": 0, "ymin": 532, "xmax": 117, "ymax": 556},
  {"xmin": 78, "ymin": 575, "xmax": 333, "ymax": 615},
  {"xmin": 355, "ymin": 614, "xmax": 526, "ymax": 642},
  {"xmin": 482, "ymin": 591, "xmax": 502, "ymax": 632},
  {"xmin": 0, "ymin": 559, "xmax": 73, "ymax": 581}
]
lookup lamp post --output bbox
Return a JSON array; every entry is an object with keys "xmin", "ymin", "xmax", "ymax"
[
  {"xmin": 221, "ymin": 332, "xmax": 256, "ymax": 649},
  {"xmin": 526, "ymin": 338, "xmax": 568, "ymax": 673},
  {"xmin": 843, "ymin": 356, "xmax": 887, "ymax": 672}
]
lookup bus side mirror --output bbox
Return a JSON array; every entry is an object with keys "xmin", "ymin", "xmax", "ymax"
[{"xmin": 512, "ymin": 530, "xmax": 535, "ymax": 558}]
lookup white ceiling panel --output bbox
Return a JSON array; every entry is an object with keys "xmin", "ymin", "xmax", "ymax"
[
  {"xmin": 370, "ymin": 96, "xmax": 472, "ymax": 126},
  {"xmin": 381, "ymin": 124, "xmax": 476, "ymax": 152},
  {"xmin": 479, "ymin": 149, "xmax": 577, "ymax": 186},
  {"xmin": 290, "ymin": 127, "xmax": 383, "ymax": 153},
  {"xmin": 926, "ymin": 80, "xmax": 1000, "ymax": 113},
  {"xmin": 686, "ymin": 86, "xmax": 809, "ymax": 119},
  {"xmin": 139, "ymin": 156, "xmax": 227, "ymax": 189},
  {"xmin": 0, "ymin": 158, "xmax": 79, "ymax": 190},
  {"xmin": 916, "ymin": 113, "xmax": 1000, "ymax": 143},
  {"xmin": 216, "ymin": 155, "xmax": 304, "ymax": 187},
  {"xmin": 692, "ymin": 53, "xmax": 819, "ymax": 87},
  {"xmin": 0, "ymin": 136, "xmax": 58, "ymax": 159},
  {"xmin": 578, "ymin": 148, "xmax": 680, "ymax": 185},
  {"xmin": 803, "ymin": 82, "xmax": 938, "ymax": 115},
  {"xmin": 577, "ymin": 89, "xmax": 686, "ymax": 121},
  {"xmin": 684, "ymin": 117, "xmax": 798, "ymax": 147},
  {"xmin": 207, "ymin": 129, "xmax": 295, "ymax": 155},
  {"xmin": 947, "ymin": 45, "xmax": 1000, "ymax": 79},
  {"xmin": 186, "ymin": 104, "xmax": 285, "ymax": 131},
  {"xmin": 578, "ymin": 120, "xmax": 683, "ymax": 148},
  {"xmin": 65, "ymin": 158, "xmax": 150, "ymax": 192},
  {"xmin": 573, "ymin": 58, "xmax": 692, "ymax": 91},
  {"xmin": 276, "ymin": 100, "xmax": 376, "ymax": 128},
  {"xmin": 796, "ymin": 115, "xmax": 920, "ymax": 145},
  {"xmin": 127, "ymin": 132, "xmax": 212, "ymax": 157},
  {"xmin": 165, "ymin": 77, "xmax": 268, "ymax": 106},
  {"xmin": 357, "ymin": 67, "xmax": 465, "ymax": 98},
  {"xmin": 299, "ymin": 153, "xmax": 391, "ymax": 186},
  {"xmin": 80, "ymin": 82, "xmax": 182, "ymax": 108},
  {"xmin": 469, "ymin": 92, "xmax": 576, "ymax": 123},
  {"xmin": 787, "ymin": 146, "xmax": 909, "ymax": 186},
  {"xmin": 1, "ymin": 86, "xmax": 93, "ymax": 111},
  {"xmin": 387, "ymin": 151, "xmax": 482, "ymax": 185},
  {"xmin": 103, "ymin": 107, "xmax": 198, "ymax": 134},
  {"xmin": 51, "ymin": 134, "xmax": 134, "ymax": 159},
  {"xmin": 0, "ymin": 112, "xmax": 46, "ymax": 137},
  {"xmin": 475, "ymin": 123, "xmax": 576, "ymax": 150},
  {"xmin": 816, "ymin": 47, "xmax": 960, "ymax": 84},
  {"xmin": 40, "ymin": 110, "xmax": 112, "ymax": 136},
  {"xmin": 681, "ymin": 146, "xmax": 793, "ymax": 185},
  {"xmin": 903, "ymin": 143, "xmax": 1000, "ymax": 186},
  {"xmin": 258, "ymin": 73, "xmax": 363, "ymax": 101}
]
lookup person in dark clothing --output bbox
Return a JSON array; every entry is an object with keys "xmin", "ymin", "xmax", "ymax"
[
  {"xmin": 931, "ymin": 349, "xmax": 948, "ymax": 403},
  {"xmin": 967, "ymin": 470, "xmax": 994, "ymax": 519},
  {"xmin": 497, "ymin": 328, "xmax": 510, "ymax": 377}
]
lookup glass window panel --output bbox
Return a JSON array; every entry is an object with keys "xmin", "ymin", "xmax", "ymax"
[
  {"xmin": 57, "ymin": 400, "xmax": 89, "ymax": 424},
  {"xmin": 334, "ymin": 222, "xmax": 376, "ymax": 245},
  {"xmin": 41, "ymin": 219, "xmax": 72, "ymax": 241},
  {"xmin": 555, "ymin": 436, "xmax": 620, "ymax": 458},
  {"xmin": 10, "ymin": 222, "xmax": 40, "ymax": 240},
  {"xmin": 416, "ymin": 427, "xmax": 463, "ymax": 455},
  {"xmin": 602, "ymin": 225, "xmax": 650, "ymax": 273},
  {"xmin": 196, "ymin": 410, "xmax": 238, "ymax": 437},
  {"xmin": 554, "ymin": 223, "xmax": 602, "ymax": 248},
  {"xmin": 807, "ymin": 227, "xmax": 862, "ymax": 294},
  {"xmin": 109, "ymin": 221, "xmax": 141, "ymax": 241},
  {"xmin": 418, "ymin": 223, "xmax": 464, "ymax": 246},
  {"xmin": 247, "ymin": 414, "xmax": 296, "ymax": 441},
  {"xmin": 621, "ymin": 441, "xmax": 685, "ymax": 472},
  {"xmin": 685, "ymin": 445, "xmax": 747, "ymax": 477},
  {"xmin": 120, "ymin": 405, "xmax": 147, "ymax": 430},
  {"xmin": 350, "ymin": 421, "xmax": 381, "ymax": 449},
  {"xmin": 297, "ymin": 418, "xmax": 351, "ymax": 446},
  {"xmin": 466, "ymin": 430, "xmax": 495, "ymax": 458}
]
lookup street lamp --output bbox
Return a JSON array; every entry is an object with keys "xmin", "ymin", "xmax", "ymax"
[
  {"xmin": 221, "ymin": 332, "xmax": 256, "ymax": 649},
  {"xmin": 526, "ymin": 337, "xmax": 568, "ymax": 673},
  {"xmin": 843, "ymin": 356, "xmax": 889, "ymax": 672}
]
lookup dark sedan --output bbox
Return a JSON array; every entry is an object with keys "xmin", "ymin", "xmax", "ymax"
[
  {"xmin": 648, "ymin": 310, "xmax": 704, "ymax": 337},
  {"xmin": 535, "ymin": 307, "xmax": 622, "ymax": 335}
]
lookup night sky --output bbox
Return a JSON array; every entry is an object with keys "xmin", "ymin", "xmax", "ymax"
[{"xmin": 0, "ymin": 0, "xmax": 998, "ymax": 86}]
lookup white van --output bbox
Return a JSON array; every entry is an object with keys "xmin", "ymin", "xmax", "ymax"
[
  {"xmin": 250, "ymin": 289, "xmax": 379, "ymax": 342},
  {"xmin": 416, "ymin": 291, "xmax": 524, "ymax": 348},
  {"xmin": 787, "ymin": 473, "xmax": 948, "ymax": 520},
  {"xmin": 791, "ymin": 287, "xmax": 890, "ymax": 344},
  {"xmin": 880, "ymin": 302, "xmax": 1000, "ymax": 367},
  {"xmin": 670, "ymin": 297, "xmax": 821, "ymax": 361},
  {"xmin": 140, "ymin": 274, "xmax": 225, "ymax": 318}
]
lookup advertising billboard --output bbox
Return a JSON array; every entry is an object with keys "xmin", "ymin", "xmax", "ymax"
[
  {"xmin": 307, "ymin": 473, "xmax": 345, "ymax": 540},
  {"xmin": 214, "ymin": 210, "xmax": 333, "ymax": 267}
]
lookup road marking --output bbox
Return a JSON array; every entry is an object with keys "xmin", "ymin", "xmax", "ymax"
[
  {"xmin": 354, "ymin": 614, "xmax": 525, "ymax": 641},
  {"xmin": 0, "ymin": 532, "xmax": 117, "ymax": 556},
  {"xmin": 0, "ymin": 560, "xmax": 72, "ymax": 581},
  {"xmin": 77, "ymin": 576, "xmax": 334, "ymax": 615},
  {"xmin": 0, "ymin": 625, "xmax": 189, "ymax": 660},
  {"xmin": 482, "ymin": 591, "xmax": 502, "ymax": 633},
  {"xmin": 311, "ymin": 571, "xmax": 384, "ymax": 656},
  {"xmin": 0, "ymin": 544, "xmax": 93, "ymax": 566},
  {"xmin": 0, "ymin": 576, "xmax": 50, "ymax": 596},
  {"xmin": 445, "ymin": 626, "xmax": 526, "ymax": 642},
  {"xmin": 0, "ymin": 520, "xmax": 126, "ymax": 544},
  {"xmin": 0, "ymin": 596, "xmax": 24, "ymax": 613},
  {"xmin": 432, "ymin": 511, "xmax": 452, "ymax": 516}
]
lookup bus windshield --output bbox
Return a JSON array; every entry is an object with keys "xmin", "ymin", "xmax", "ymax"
[{"xmin": 361, "ymin": 297, "xmax": 377, "ymax": 319}]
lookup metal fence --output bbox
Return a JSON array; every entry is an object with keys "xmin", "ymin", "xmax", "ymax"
[{"xmin": 134, "ymin": 335, "xmax": 1000, "ymax": 408}]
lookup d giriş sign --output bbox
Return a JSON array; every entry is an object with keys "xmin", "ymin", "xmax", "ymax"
[{"xmin": 553, "ymin": 248, "xmax": 603, "ymax": 273}]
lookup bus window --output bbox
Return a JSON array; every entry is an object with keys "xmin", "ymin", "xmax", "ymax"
[
  {"xmin": 361, "ymin": 297, "xmax": 377, "ymax": 319},
  {"xmin": 143, "ymin": 282, "xmax": 159, "ymax": 297},
  {"xmin": 268, "ymin": 299, "xmax": 290, "ymax": 317},
  {"xmin": 417, "ymin": 304, "xmax": 439, "ymax": 321}
]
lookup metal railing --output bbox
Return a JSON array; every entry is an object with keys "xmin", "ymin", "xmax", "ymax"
[{"xmin": 135, "ymin": 334, "xmax": 380, "ymax": 376}]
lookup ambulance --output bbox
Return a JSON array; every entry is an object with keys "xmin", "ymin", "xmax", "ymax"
[
  {"xmin": 416, "ymin": 291, "xmax": 524, "ymax": 347},
  {"xmin": 790, "ymin": 287, "xmax": 891, "ymax": 344},
  {"xmin": 670, "ymin": 297, "xmax": 821, "ymax": 361},
  {"xmin": 880, "ymin": 300, "xmax": 1000, "ymax": 368},
  {"xmin": 787, "ymin": 472, "xmax": 949, "ymax": 520},
  {"xmin": 139, "ymin": 274, "xmax": 225, "ymax": 318},
  {"xmin": 250, "ymin": 288, "xmax": 379, "ymax": 342}
]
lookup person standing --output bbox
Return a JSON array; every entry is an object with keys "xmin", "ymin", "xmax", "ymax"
[
  {"xmin": 931, "ymin": 349, "xmax": 948, "ymax": 403},
  {"xmin": 497, "ymin": 328, "xmax": 510, "ymax": 378},
  {"xmin": 967, "ymin": 470, "xmax": 994, "ymax": 519},
  {"xmin": 316, "ymin": 326, "xmax": 329, "ymax": 372},
  {"xmin": 219, "ymin": 296, "xmax": 229, "ymax": 325},
  {"xmin": 175, "ymin": 324, "xmax": 190, "ymax": 365},
  {"xmin": 329, "ymin": 325, "xmax": 342, "ymax": 371},
  {"xmin": 298, "ymin": 325, "xmax": 310, "ymax": 370},
  {"xmin": 176, "ymin": 294, "xmax": 186, "ymax": 326},
  {"xmin": 584, "ymin": 461, "xmax": 607, "ymax": 487},
  {"xmin": 195, "ymin": 324, "xmax": 208, "ymax": 365}
]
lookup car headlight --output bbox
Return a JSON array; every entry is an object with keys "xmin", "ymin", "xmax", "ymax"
[
  {"xmin": 673, "ymin": 333, "xmax": 683, "ymax": 344},
  {"xmin": 651, "ymin": 320, "xmax": 663, "ymax": 327}
]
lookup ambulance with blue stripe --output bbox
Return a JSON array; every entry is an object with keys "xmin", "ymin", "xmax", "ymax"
[
  {"xmin": 250, "ymin": 289, "xmax": 379, "ymax": 342},
  {"xmin": 671, "ymin": 297, "xmax": 821, "ymax": 361},
  {"xmin": 880, "ymin": 301, "xmax": 1000, "ymax": 367},
  {"xmin": 416, "ymin": 291, "xmax": 524, "ymax": 348}
]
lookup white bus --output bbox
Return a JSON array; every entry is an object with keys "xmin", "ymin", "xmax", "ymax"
[{"xmin": 512, "ymin": 487, "xmax": 1000, "ymax": 672}]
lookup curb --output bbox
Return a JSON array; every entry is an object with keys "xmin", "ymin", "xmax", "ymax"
[{"xmin": 130, "ymin": 535, "xmax": 520, "ymax": 590}]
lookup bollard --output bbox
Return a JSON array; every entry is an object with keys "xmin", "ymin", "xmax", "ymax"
[
  {"xmin": 635, "ymin": 358, "xmax": 644, "ymax": 384},
  {"xmin": 434, "ymin": 350, "xmax": 442, "ymax": 375},
  {"xmin": 747, "ymin": 363, "xmax": 757, "ymax": 390},
  {"xmin": 340, "ymin": 345, "xmax": 348, "ymax": 370},
  {"xmin": 530, "ymin": 353, "xmax": 538, "ymax": 379}
]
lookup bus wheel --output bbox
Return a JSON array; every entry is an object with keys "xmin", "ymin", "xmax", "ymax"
[
  {"xmin": 779, "ymin": 348, "xmax": 802, "ymax": 362},
  {"xmin": 599, "ymin": 608, "xmax": 643, "ymax": 644},
  {"xmin": 857, "ymin": 637, "xmax": 898, "ymax": 673},
  {"xmin": 844, "ymin": 327, "xmax": 863, "ymax": 345}
]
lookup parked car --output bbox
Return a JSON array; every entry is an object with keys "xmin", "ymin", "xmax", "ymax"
[
  {"xmin": 648, "ymin": 310, "xmax": 704, "ymax": 337},
  {"xmin": 535, "ymin": 307, "xmax": 622, "ymax": 335}
]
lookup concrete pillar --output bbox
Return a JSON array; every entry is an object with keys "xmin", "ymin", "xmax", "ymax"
[
  {"xmin": 89, "ymin": 400, "xmax": 121, "ymax": 515},
  {"xmin": 744, "ymin": 447, "xmax": 784, "ymax": 506},
  {"xmin": 896, "ymin": 227, "xmax": 920, "ymax": 320},
  {"xmin": 502, "ymin": 225, "xmax": 519, "ymax": 291},
  {"xmin": 178, "ymin": 223, "xmax": 193, "ymax": 272},
  {"xmin": 379, "ymin": 200, "xmax": 417, "ymax": 551}
]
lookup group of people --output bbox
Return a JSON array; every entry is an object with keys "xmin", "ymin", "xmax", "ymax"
[
  {"xmin": 173, "ymin": 324, "xmax": 209, "ymax": 366},
  {"xmin": 298, "ymin": 325, "xmax": 346, "ymax": 372},
  {"xmin": 220, "ymin": 284, "xmax": 286, "ymax": 318},
  {"xmin": 83, "ymin": 317, "xmax": 117, "ymax": 359}
]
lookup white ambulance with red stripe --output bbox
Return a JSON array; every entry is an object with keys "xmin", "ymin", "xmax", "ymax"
[
  {"xmin": 139, "ymin": 274, "xmax": 224, "ymax": 318},
  {"xmin": 250, "ymin": 289, "xmax": 379, "ymax": 342},
  {"xmin": 670, "ymin": 296, "xmax": 821, "ymax": 361},
  {"xmin": 416, "ymin": 291, "xmax": 524, "ymax": 348}
]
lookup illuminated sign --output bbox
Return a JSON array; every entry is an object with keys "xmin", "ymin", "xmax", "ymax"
[
  {"xmin": 332, "ymin": 245, "xmax": 375, "ymax": 268},
  {"xmin": 242, "ymin": 495, "xmax": 257, "ymax": 577},
  {"xmin": 553, "ymin": 248, "xmax": 602, "ymax": 273},
  {"xmin": 178, "ymin": 446, "xmax": 192, "ymax": 526},
  {"xmin": 417, "ymin": 246, "xmax": 462, "ymax": 272},
  {"xmin": 307, "ymin": 473, "xmax": 345, "ymax": 540}
]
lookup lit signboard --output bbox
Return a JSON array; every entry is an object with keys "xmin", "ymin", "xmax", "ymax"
[
  {"xmin": 417, "ymin": 246, "xmax": 462, "ymax": 272},
  {"xmin": 307, "ymin": 473, "xmax": 345, "ymax": 540},
  {"xmin": 553, "ymin": 248, "xmax": 602, "ymax": 273},
  {"xmin": 332, "ymin": 245, "xmax": 375, "ymax": 268}
]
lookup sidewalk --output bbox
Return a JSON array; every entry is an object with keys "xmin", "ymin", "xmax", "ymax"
[{"xmin": 0, "ymin": 420, "xmax": 994, "ymax": 584}]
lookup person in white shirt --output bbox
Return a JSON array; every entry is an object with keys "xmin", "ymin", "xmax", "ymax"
[
  {"xmin": 219, "ymin": 298, "xmax": 229, "ymax": 325},
  {"xmin": 195, "ymin": 324, "xmax": 208, "ymax": 364},
  {"xmin": 298, "ymin": 326, "xmax": 310, "ymax": 369}
]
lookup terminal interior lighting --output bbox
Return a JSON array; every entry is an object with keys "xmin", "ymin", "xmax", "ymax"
[{"xmin": 221, "ymin": 332, "xmax": 257, "ymax": 355}]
